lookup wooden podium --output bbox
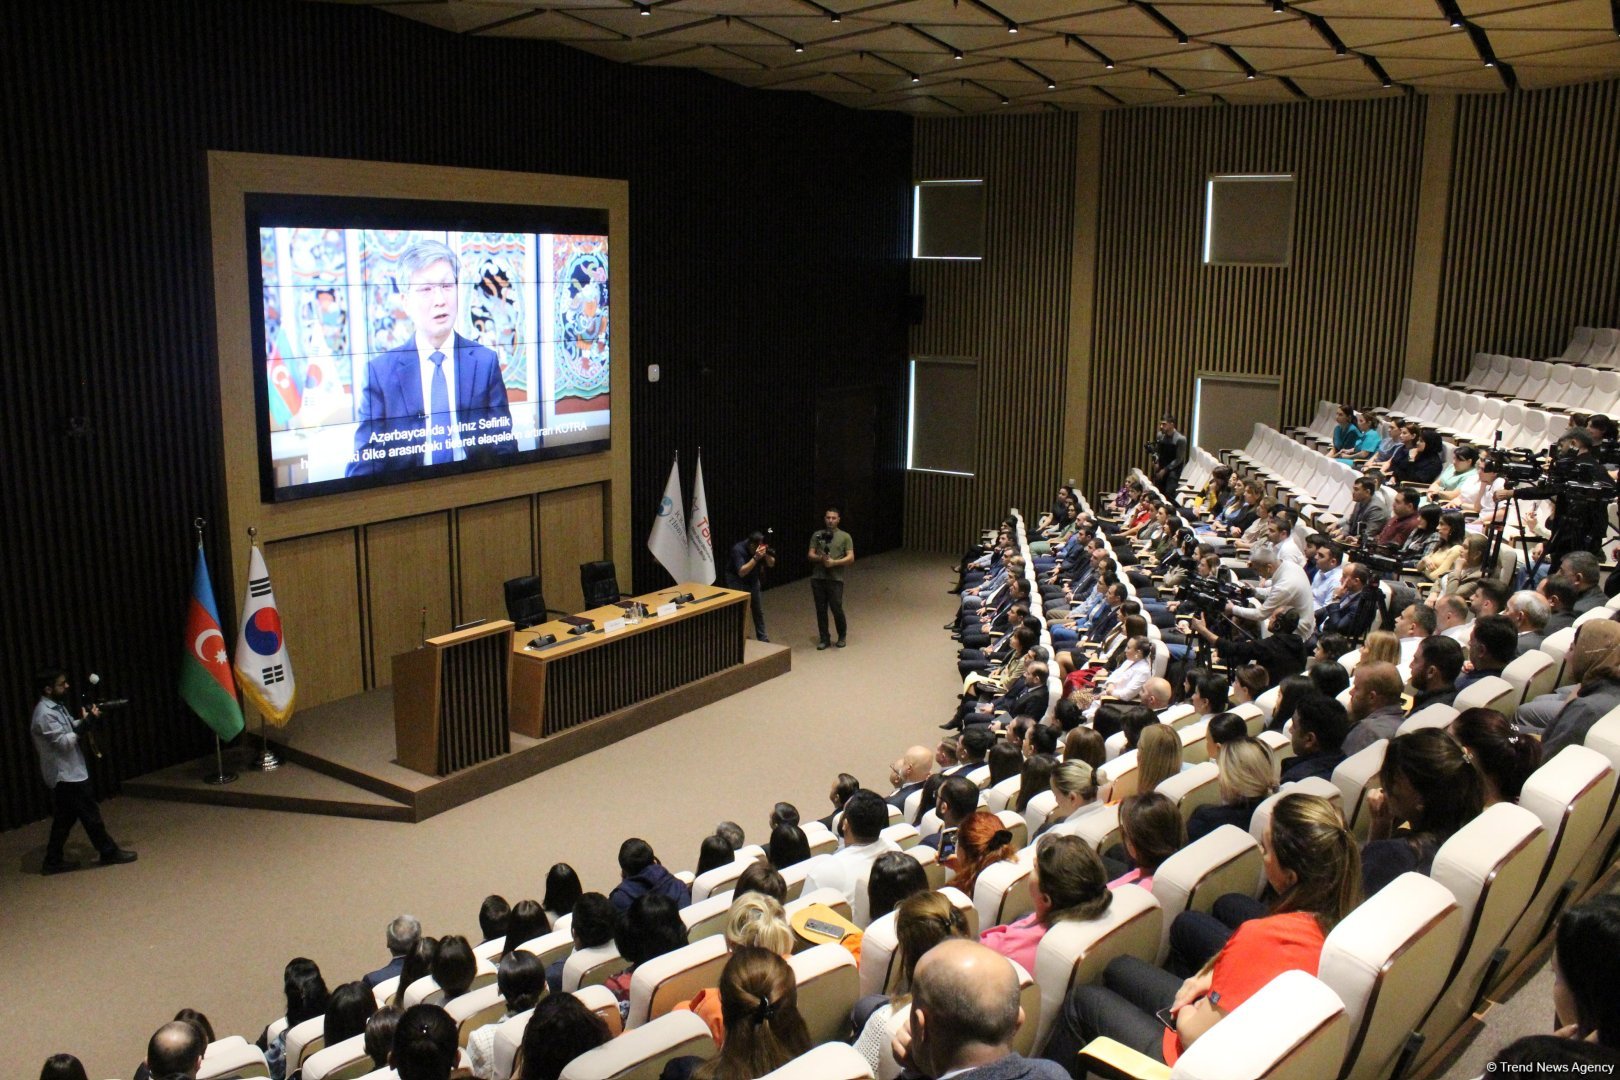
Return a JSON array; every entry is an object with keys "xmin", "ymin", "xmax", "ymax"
[{"xmin": 393, "ymin": 621, "xmax": 514, "ymax": 776}]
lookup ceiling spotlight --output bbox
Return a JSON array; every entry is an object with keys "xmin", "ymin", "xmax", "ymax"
[
  {"xmin": 954, "ymin": 48, "xmax": 964, "ymax": 60},
  {"xmin": 1335, "ymin": 42, "xmax": 1346, "ymax": 56},
  {"xmin": 636, "ymin": 2, "xmax": 650, "ymax": 13},
  {"xmin": 1177, "ymin": 32, "xmax": 1189, "ymax": 45},
  {"xmin": 1484, "ymin": 57, "xmax": 1494, "ymax": 66},
  {"xmin": 911, "ymin": 72, "xmax": 921, "ymax": 82},
  {"xmin": 1047, "ymin": 78, "xmax": 1057, "ymax": 88},
  {"xmin": 1178, "ymin": 88, "xmax": 1187, "ymax": 96},
  {"xmin": 831, "ymin": 12, "xmax": 841, "ymax": 21},
  {"xmin": 1247, "ymin": 71, "xmax": 1256, "ymax": 80},
  {"xmin": 793, "ymin": 41, "xmax": 804, "ymax": 52},
  {"xmin": 1383, "ymin": 76, "xmax": 1393, "ymax": 86},
  {"xmin": 1001, "ymin": 96, "xmax": 1011, "ymax": 104},
  {"xmin": 1272, "ymin": 0, "xmax": 1285, "ymax": 11},
  {"xmin": 1007, "ymin": 21, "xmax": 1019, "ymax": 33},
  {"xmin": 1106, "ymin": 60, "xmax": 1115, "ymax": 70}
]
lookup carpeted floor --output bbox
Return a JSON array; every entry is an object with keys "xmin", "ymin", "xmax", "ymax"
[
  {"xmin": 0, "ymin": 546, "xmax": 1567, "ymax": 1079},
  {"xmin": 0, "ymin": 549, "xmax": 964, "ymax": 1079}
]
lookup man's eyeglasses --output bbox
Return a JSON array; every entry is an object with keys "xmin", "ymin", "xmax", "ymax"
[{"xmin": 409, "ymin": 282, "xmax": 458, "ymax": 297}]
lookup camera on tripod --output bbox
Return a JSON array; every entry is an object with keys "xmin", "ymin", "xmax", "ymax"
[{"xmin": 1178, "ymin": 572, "xmax": 1252, "ymax": 618}]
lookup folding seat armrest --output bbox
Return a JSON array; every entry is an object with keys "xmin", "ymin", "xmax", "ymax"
[{"xmin": 1077, "ymin": 1037, "xmax": 1171, "ymax": 1080}]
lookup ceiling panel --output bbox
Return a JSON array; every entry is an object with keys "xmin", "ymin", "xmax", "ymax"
[{"xmin": 352, "ymin": 0, "xmax": 1620, "ymax": 114}]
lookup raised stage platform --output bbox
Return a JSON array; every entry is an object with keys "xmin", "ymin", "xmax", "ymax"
[{"xmin": 125, "ymin": 638, "xmax": 790, "ymax": 822}]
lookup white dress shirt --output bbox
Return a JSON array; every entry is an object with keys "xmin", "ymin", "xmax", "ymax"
[
  {"xmin": 802, "ymin": 838, "xmax": 900, "ymax": 920},
  {"xmin": 1233, "ymin": 560, "xmax": 1315, "ymax": 639}
]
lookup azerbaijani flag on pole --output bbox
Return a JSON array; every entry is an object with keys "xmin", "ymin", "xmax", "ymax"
[
  {"xmin": 182, "ymin": 542, "xmax": 245, "ymax": 741},
  {"xmin": 233, "ymin": 544, "xmax": 296, "ymax": 727}
]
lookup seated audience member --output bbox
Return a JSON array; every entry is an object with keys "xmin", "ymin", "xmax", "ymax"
[
  {"xmin": 1561, "ymin": 551, "xmax": 1606, "ymax": 614},
  {"xmin": 1314, "ymin": 633, "xmax": 1352, "ymax": 666},
  {"xmin": 1376, "ymin": 486, "xmax": 1424, "ymax": 549},
  {"xmin": 1280, "ymin": 692, "xmax": 1351, "ymax": 784},
  {"xmin": 887, "ymin": 745, "xmax": 936, "ymax": 809},
  {"xmin": 661, "ymin": 948, "xmax": 811, "ymax": 1080},
  {"xmin": 1449, "ymin": 708, "xmax": 1541, "ymax": 806},
  {"xmin": 734, "ymin": 862, "xmax": 788, "ymax": 905},
  {"xmin": 1331, "ymin": 475, "xmax": 1388, "ymax": 545},
  {"xmin": 38, "ymin": 1055, "xmax": 88, "ymax": 1080},
  {"xmin": 956, "ymin": 726, "xmax": 996, "ymax": 774},
  {"xmin": 1266, "ymin": 673, "xmax": 1315, "ymax": 733},
  {"xmin": 1310, "ymin": 542, "xmax": 1343, "ymax": 609},
  {"xmin": 1308, "ymin": 659, "xmax": 1351, "ymax": 702},
  {"xmin": 900, "ymin": 939, "xmax": 1069, "ymax": 1080},
  {"xmin": 1417, "ymin": 512, "xmax": 1467, "ymax": 581},
  {"xmin": 987, "ymin": 741, "xmax": 1023, "ymax": 786},
  {"xmin": 1316, "ymin": 562, "xmax": 1380, "ymax": 640},
  {"xmin": 431, "ymin": 934, "xmax": 477, "ymax": 1004},
  {"xmin": 1394, "ymin": 601, "xmax": 1435, "ymax": 662},
  {"xmin": 1041, "ymin": 794, "xmax": 1360, "ymax": 1072},
  {"xmin": 1022, "ymin": 721, "xmax": 1061, "ymax": 760},
  {"xmin": 1117, "ymin": 706, "xmax": 1160, "ymax": 755},
  {"xmin": 1542, "ymin": 620, "xmax": 1620, "ymax": 758},
  {"xmin": 1505, "ymin": 590, "xmax": 1551, "ymax": 654},
  {"xmin": 1491, "ymin": 1037, "xmax": 1620, "ymax": 1073},
  {"xmin": 695, "ymin": 834, "xmax": 736, "ymax": 878},
  {"xmin": 982, "ymin": 834, "xmax": 1113, "ymax": 973},
  {"xmin": 1359, "ymin": 630, "xmax": 1401, "ymax": 667},
  {"xmin": 935, "ymin": 733, "xmax": 961, "ymax": 773},
  {"xmin": 144, "ymin": 1021, "xmax": 206, "ymax": 1080},
  {"xmin": 1428, "ymin": 443, "xmax": 1481, "ymax": 503},
  {"xmin": 324, "ymin": 981, "xmax": 375, "ymax": 1057},
  {"xmin": 1063, "ymin": 727, "xmax": 1106, "ymax": 769},
  {"xmin": 1093, "ymin": 637, "xmax": 1153, "ymax": 705},
  {"xmin": 1039, "ymin": 760, "xmax": 1101, "ymax": 837},
  {"xmin": 1469, "ymin": 579, "xmax": 1512, "ymax": 619},
  {"xmin": 1230, "ymin": 663, "xmax": 1269, "ymax": 708},
  {"xmin": 1552, "ymin": 895, "xmax": 1620, "ymax": 1048},
  {"xmin": 909, "ymin": 774, "xmax": 948, "ymax": 830},
  {"xmin": 1186, "ymin": 737, "xmax": 1275, "ymax": 842},
  {"xmin": 517, "ymin": 994, "xmax": 610, "ymax": 1080},
  {"xmin": 767, "ymin": 823, "xmax": 811, "ymax": 869},
  {"xmin": 391, "ymin": 1004, "xmax": 459, "ymax": 1080},
  {"xmin": 947, "ymin": 810, "xmax": 1018, "ymax": 896},
  {"xmin": 1458, "ymin": 615, "xmax": 1517, "ymax": 688},
  {"xmin": 467, "ymin": 951, "xmax": 546, "ymax": 1080},
  {"xmin": 262, "ymin": 956, "xmax": 328, "ymax": 1080},
  {"xmin": 676, "ymin": 893, "xmax": 796, "ymax": 1045},
  {"xmin": 769, "ymin": 801, "xmax": 800, "ymax": 831},
  {"xmin": 364, "ymin": 914, "xmax": 422, "ymax": 991},
  {"xmin": 853, "ymin": 890, "xmax": 975, "ymax": 1074},
  {"xmin": 393, "ymin": 938, "xmax": 438, "ymax": 1006},
  {"xmin": 1202, "ymin": 710, "xmax": 1248, "ymax": 761},
  {"xmin": 1342, "ymin": 661, "xmax": 1407, "ymax": 755},
  {"xmin": 135, "ymin": 1010, "xmax": 216, "ymax": 1080},
  {"xmin": 1436, "ymin": 534, "xmax": 1493, "ymax": 598},
  {"xmin": 1104, "ymin": 724, "xmax": 1182, "ymax": 805},
  {"xmin": 867, "ymin": 850, "xmax": 930, "ymax": 922},
  {"xmin": 1435, "ymin": 593, "xmax": 1474, "ymax": 645},
  {"xmin": 1407, "ymin": 634, "xmax": 1465, "ymax": 713},
  {"xmin": 1137, "ymin": 677, "xmax": 1173, "ymax": 714},
  {"xmin": 542, "ymin": 864, "xmax": 582, "ymax": 924},
  {"xmin": 1541, "ymin": 574, "xmax": 1580, "ymax": 635},
  {"xmin": 479, "ymin": 895, "xmax": 512, "ymax": 946},
  {"xmin": 716, "ymin": 820, "xmax": 746, "ymax": 850},
  {"xmin": 1363, "ymin": 729, "xmax": 1485, "ymax": 895},
  {"xmin": 923, "ymin": 775, "xmax": 981, "ymax": 854},
  {"xmin": 364, "ymin": 1006, "xmax": 402, "ymax": 1072},
  {"xmin": 1187, "ymin": 672, "xmax": 1229, "ymax": 720},
  {"xmin": 610, "ymin": 838, "xmax": 692, "ymax": 912},
  {"xmin": 820, "ymin": 772, "xmax": 861, "ymax": 830},
  {"xmin": 803, "ymin": 790, "xmax": 898, "ymax": 907},
  {"xmin": 605, "ymin": 893, "xmax": 690, "ymax": 1004},
  {"xmin": 503, "ymin": 899, "xmax": 551, "ymax": 958},
  {"xmin": 545, "ymin": 892, "xmax": 615, "ymax": 993},
  {"xmin": 1016, "ymin": 754, "xmax": 1057, "ymax": 815},
  {"xmin": 1109, "ymin": 793, "xmax": 1186, "ymax": 891}
]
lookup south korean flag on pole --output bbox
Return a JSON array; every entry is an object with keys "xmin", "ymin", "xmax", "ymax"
[{"xmin": 233, "ymin": 544, "xmax": 297, "ymax": 726}]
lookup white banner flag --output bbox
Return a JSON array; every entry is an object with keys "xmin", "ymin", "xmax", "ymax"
[
  {"xmin": 687, "ymin": 452, "xmax": 715, "ymax": 585},
  {"xmin": 647, "ymin": 455, "xmax": 689, "ymax": 584},
  {"xmin": 232, "ymin": 545, "xmax": 297, "ymax": 727}
]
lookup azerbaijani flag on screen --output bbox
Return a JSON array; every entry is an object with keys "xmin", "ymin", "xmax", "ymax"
[
  {"xmin": 266, "ymin": 323, "xmax": 302, "ymax": 427},
  {"xmin": 233, "ymin": 544, "xmax": 296, "ymax": 727},
  {"xmin": 182, "ymin": 541, "xmax": 245, "ymax": 741}
]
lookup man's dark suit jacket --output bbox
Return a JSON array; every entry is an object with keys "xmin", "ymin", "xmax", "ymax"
[{"xmin": 349, "ymin": 333, "xmax": 516, "ymax": 475}]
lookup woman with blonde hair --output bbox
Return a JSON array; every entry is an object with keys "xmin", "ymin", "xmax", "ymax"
[
  {"xmin": 662, "ymin": 948, "xmax": 811, "ymax": 1080},
  {"xmin": 1437, "ymin": 533, "xmax": 1492, "ymax": 597},
  {"xmin": 675, "ymin": 893, "xmax": 794, "ymax": 1043},
  {"xmin": 1042, "ymin": 793, "xmax": 1361, "ymax": 1069},
  {"xmin": 1036, "ymin": 760, "xmax": 1101, "ymax": 838},
  {"xmin": 946, "ymin": 809, "xmax": 1017, "ymax": 896},
  {"xmin": 851, "ymin": 891, "xmax": 973, "ymax": 1075},
  {"xmin": 1359, "ymin": 630, "xmax": 1400, "ymax": 668},
  {"xmin": 1186, "ymin": 737, "xmax": 1275, "ymax": 842},
  {"xmin": 1102, "ymin": 722, "xmax": 1182, "ymax": 804}
]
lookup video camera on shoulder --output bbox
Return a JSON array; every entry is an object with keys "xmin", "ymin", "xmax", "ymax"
[{"xmin": 1178, "ymin": 571, "xmax": 1251, "ymax": 617}]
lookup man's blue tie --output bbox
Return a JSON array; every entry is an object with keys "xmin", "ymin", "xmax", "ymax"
[{"xmin": 429, "ymin": 351, "xmax": 452, "ymax": 465}]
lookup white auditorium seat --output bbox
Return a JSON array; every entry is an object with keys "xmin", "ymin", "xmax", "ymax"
[
  {"xmin": 1031, "ymin": 885, "xmax": 1163, "ymax": 1052},
  {"xmin": 760, "ymin": 1042, "xmax": 874, "ymax": 1079},
  {"xmin": 1331, "ymin": 740, "xmax": 1386, "ymax": 842},
  {"xmin": 1148, "ymin": 825, "xmax": 1264, "ymax": 965},
  {"xmin": 624, "ymin": 934, "xmax": 730, "ymax": 1029},
  {"xmin": 558, "ymin": 1009, "xmax": 715, "ymax": 1080}
]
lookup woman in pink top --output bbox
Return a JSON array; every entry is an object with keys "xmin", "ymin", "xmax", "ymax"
[
  {"xmin": 980, "ymin": 834, "xmax": 1112, "ymax": 974},
  {"xmin": 1109, "ymin": 792, "xmax": 1188, "ymax": 893}
]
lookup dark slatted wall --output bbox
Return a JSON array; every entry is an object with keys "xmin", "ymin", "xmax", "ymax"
[
  {"xmin": 0, "ymin": 0, "xmax": 910, "ymax": 830},
  {"xmin": 905, "ymin": 114, "xmax": 1080, "ymax": 551},
  {"xmin": 1084, "ymin": 98, "xmax": 1429, "ymax": 493},
  {"xmin": 1432, "ymin": 78, "xmax": 1620, "ymax": 381}
]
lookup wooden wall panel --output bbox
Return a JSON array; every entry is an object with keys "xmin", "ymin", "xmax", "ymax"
[
  {"xmin": 1084, "ymin": 98, "xmax": 1430, "ymax": 493},
  {"xmin": 539, "ymin": 485, "xmax": 608, "ymax": 614},
  {"xmin": 365, "ymin": 515, "xmax": 453, "ymax": 688},
  {"xmin": 455, "ymin": 499, "xmax": 537, "ymax": 626},
  {"xmin": 905, "ymin": 114, "xmax": 1081, "ymax": 551},
  {"xmin": 1431, "ymin": 79, "xmax": 1620, "ymax": 380},
  {"xmin": 263, "ymin": 531, "xmax": 365, "ymax": 711},
  {"xmin": 0, "ymin": 0, "xmax": 909, "ymax": 828}
]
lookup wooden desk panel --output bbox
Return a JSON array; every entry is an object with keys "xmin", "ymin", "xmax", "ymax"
[{"xmin": 510, "ymin": 584, "xmax": 747, "ymax": 737}]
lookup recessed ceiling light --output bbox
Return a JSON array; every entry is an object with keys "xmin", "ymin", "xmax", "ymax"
[
  {"xmin": 636, "ymin": 2, "xmax": 650, "ymax": 13},
  {"xmin": 1047, "ymin": 79, "xmax": 1057, "ymax": 88},
  {"xmin": 793, "ymin": 42, "xmax": 804, "ymax": 52},
  {"xmin": 1007, "ymin": 21, "xmax": 1019, "ymax": 33},
  {"xmin": 954, "ymin": 49, "xmax": 964, "ymax": 60}
]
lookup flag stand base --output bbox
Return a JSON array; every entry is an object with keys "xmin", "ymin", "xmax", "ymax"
[
  {"xmin": 251, "ymin": 749, "xmax": 281, "ymax": 772},
  {"xmin": 203, "ymin": 736, "xmax": 237, "ymax": 785},
  {"xmin": 203, "ymin": 769, "xmax": 239, "ymax": 785}
]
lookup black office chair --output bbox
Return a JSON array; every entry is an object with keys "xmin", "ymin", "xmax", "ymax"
[
  {"xmin": 579, "ymin": 561, "xmax": 622, "ymax": 609},
  {"xmin": 503, "ymin": 575, "xmax": 566, "ymax": 630}
]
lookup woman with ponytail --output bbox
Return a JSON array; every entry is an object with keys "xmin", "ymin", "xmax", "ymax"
[
  {"xmin": 661, "ymin": 947, "xmax": 810, "ymax": 1080},
  {"xmin": 946, "ymin": 809, "xmax": 1017, "ymax": 897},
  {"xmin": 1449, "ymin": 708, "xmax": 1541, "ymax": 806},
  {"xmin": 1042, "ymin": 793, "xmax": 1362, "ymax": 1072}
]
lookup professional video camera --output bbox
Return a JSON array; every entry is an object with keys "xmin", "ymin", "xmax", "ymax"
[
  {"xmin": 1177, "ymin": 571, "xmax": 1253, "ymax": 619},
  {"xmin": 1492, "ymin": 447, "xmax": 1544, "ymax": 486}
]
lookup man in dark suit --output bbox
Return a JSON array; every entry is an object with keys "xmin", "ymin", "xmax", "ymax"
[
  {"xmin": 349, "ymin": 240, "xmax": 516, "ymax": 476},
  {"xmin": 363, "ymin": 914, "xmax": 422, "ymax": 991}
]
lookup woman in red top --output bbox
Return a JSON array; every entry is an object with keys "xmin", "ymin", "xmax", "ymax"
[{"xmin": 1039, "ymin": 793, "xmax": 1361, "ymax": 1074}]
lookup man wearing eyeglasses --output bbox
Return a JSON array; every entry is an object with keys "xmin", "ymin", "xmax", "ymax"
[{"xmin": 348, "ymin": 239, "xmax": 516, "ymax": 475}]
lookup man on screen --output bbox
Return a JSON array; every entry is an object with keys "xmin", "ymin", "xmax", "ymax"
[{"xmin": 347, "ymin": 240, "xmax": 516, "ymax": 475}]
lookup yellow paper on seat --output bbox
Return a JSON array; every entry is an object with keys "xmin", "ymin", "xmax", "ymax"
[{"xmin": 1078, "ymin": 1037, "xmax": 1172, "ymax": 1080}]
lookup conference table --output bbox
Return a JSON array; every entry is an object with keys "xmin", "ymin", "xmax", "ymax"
[{"xmin": 508, "ymin": 582, "xmax": 749, "ymax": 738}]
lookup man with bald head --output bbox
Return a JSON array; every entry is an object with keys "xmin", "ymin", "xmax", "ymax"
[
  {"xmin": 1343, "ymin": 661, "xmax": 1407, "ymax": 755},
  {"xmin": 1140, "ymin": 677, "xmax": 1174, "ymax": 713},
  {"xmin": 145, "ymin": 1019, "xmax": 207, "ymax": 1079},
  {"xmin": 887, "ymin": 745, "xmax": 936, "ymax": 810},
  {"xmin": 896, "ymin": 939, "xmax": 1068, "ymax": 1079}
]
